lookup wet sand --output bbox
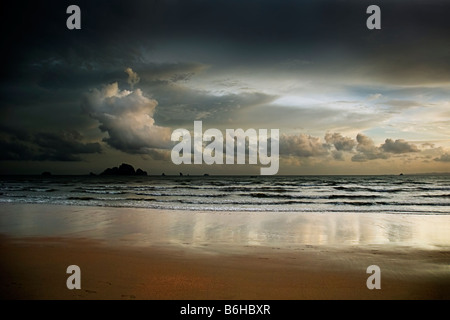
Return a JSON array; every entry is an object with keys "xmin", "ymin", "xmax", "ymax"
[{"xmin": 0, "ymin": 203, "xmax": 449, "ymax": 299}]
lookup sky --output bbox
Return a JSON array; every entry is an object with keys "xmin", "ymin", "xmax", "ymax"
[{"xmin": 1, "ymin": 0, "xmax": 449, "ymax": 175}]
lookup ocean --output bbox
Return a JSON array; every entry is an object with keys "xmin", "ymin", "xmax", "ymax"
[{"xmin": 0, "ymin": 175, "xmax": 449, "ymax": 214}]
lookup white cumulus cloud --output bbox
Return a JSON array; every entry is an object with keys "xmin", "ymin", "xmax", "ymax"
[{"xmin": 82, "ymin": 70, "xmax": 171, "ymax": 154}]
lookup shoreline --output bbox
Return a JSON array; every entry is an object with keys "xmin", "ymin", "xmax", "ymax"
[{"xmin": 1, "ymin": 203, "xmax": 449, "ymax": 299}]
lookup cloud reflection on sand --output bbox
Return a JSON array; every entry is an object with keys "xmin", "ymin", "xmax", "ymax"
[{"xmin": 1, "ymin": 204, "xmax": 448, "ymax": 251}]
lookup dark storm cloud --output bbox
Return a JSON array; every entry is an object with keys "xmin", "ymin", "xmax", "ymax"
[
  {"xmin": 4, "ymin": 0, "xmax": 449, "ymax": 83},
  {"xmin": 3, "ymin": 0, "xmax": 449, "ymax": 99},
  {"xmin": 0, "ymin": 127, "xmax": 101, "ymax": 161},
  {"xmin": 1, "ymin": 0, "xmax": 449, "ymax": 173},
  {"xmin": 32, "ymin": 131, "xmax": 102, "ymax": 160}
]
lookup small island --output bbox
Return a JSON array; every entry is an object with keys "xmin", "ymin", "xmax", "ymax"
[{"xmin": 100, "ymin": 163, "xmax": 147, "ymax": 176}]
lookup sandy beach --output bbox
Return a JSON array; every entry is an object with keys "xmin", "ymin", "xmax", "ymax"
[{"xmin": 1, "ymin": 203, "xmax": 449, "ymax": 300}]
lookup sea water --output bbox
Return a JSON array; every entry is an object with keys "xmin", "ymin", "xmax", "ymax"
[{"xmin": 1, "ymin": 175, "xmax": 449, "ymax": 214}]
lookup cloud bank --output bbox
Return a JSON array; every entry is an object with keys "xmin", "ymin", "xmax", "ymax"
[{"xmin": 279, "ymin": 132, "xmax": 423, "ymax": 164}]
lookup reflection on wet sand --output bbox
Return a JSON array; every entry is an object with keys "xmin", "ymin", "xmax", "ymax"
[{"xmin": 1, "ymin": 203, "xmax": 448, "ymax": 251}]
